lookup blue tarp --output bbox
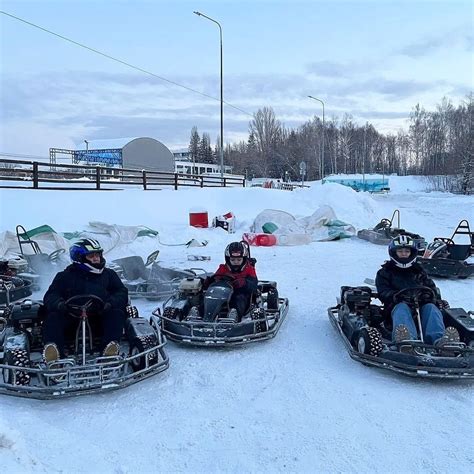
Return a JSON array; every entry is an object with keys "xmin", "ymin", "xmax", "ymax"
[{"xmin": 323, "ymin": 177, "xmax": 389, "ymax": 192}]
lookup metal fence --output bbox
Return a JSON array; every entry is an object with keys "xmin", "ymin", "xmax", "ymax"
[{"xmin": 0, "ymin": 159, "xmax": 245, "ymax": 190}]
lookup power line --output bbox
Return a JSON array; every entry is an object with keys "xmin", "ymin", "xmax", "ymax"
[{"xmin": 0, "ymin": 10, "xmax": 253, "ymax": 117}]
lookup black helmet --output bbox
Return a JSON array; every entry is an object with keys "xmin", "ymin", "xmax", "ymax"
[
  {"xmin": 69, "ymin": 238, "xmax": 106, "ymax": 274},
  {"xmin": 225, "ymin": 241, "xmax": 249, "ymax": 272},
  {"xmin": 388, "ymin": 234, "xmax": 418, "ymax": 269}
]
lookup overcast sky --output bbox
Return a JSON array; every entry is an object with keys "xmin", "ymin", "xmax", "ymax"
[{"xmin": 1, "ymin": 0, "xmax": 472, "ymax": 157}]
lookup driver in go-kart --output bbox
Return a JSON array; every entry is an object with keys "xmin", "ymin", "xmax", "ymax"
[
  {"xmin": 201, "ymin": 241, "xmax": 258, "ymax": 320},
  {"xmin": 375, "ymin": 234, "xmax": 459, "ymax": 346},
  {"xmin": 42, "ymin": 238, "xmax": 128, "ymax": 363}
]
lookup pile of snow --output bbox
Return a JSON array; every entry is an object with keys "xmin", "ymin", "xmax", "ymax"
[{"xmin": 293, "ymin": 181, "xmax": 381, "ymax": 229}]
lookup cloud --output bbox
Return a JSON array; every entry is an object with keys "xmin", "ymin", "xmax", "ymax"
[
  {"xmin": 1, "ymin": 68, "xmax": 470, "ymax": 155},
  {"xmin": 396, "ymin": 28, "xmax": 473, "ymax": 58},
  {"xmin": 305, "ymin": 60, "xmax": 372, "ymax": 79},
  {"xmin": 355, "ymin": 110, "xmax": 409, "ymax": 120},
  {"xmin": 0, "ymin": 69, "xmax": 461, "ymax": 121},
  {"xmin": 305, "ymin": 60, "xmax": 349, "ymax": 77},
  {"xmin": 337, "ymin": 78, "xmax": 442, "ymax": 100}
]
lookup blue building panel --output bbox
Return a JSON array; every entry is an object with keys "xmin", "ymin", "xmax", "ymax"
[
  {"xmin": 73, "ymin": 149, "xmax": 123, "ymax": 166},
  {"xmin": 323, "ymin": 177, "xmax": 389, "ymax": 192}
]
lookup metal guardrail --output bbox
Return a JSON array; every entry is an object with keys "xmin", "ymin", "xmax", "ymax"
[{"xmin": 0, "ymin": 158, "xmax": 246, "ymax": 190}]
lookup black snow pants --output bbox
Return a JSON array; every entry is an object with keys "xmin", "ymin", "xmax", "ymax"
[
  {"xmin": 43, "ymin": 308, "xmax": 126, "ymax": 355},
  {"xmin": 230, "ymin": 290, "xmax": 252, "ymax": 317}
]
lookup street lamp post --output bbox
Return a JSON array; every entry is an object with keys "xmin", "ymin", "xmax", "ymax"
[
  {"xmin": 308, "ymin": 96, "xmax": 325, "ymax": 181},
  {"xmin": 84, "ymin": 140, "xmax": 89, "ymax": 165},
  {"xmin": 194, "ymin": 11, "xmax": 224, "ymax": 179}
]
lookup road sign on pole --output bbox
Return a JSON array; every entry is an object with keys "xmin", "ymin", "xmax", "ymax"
[{"xmin": 299, "ymin": 161, "xmax": 306, "ymax": 187}]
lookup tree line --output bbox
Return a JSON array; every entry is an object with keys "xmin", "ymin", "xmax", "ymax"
[{"xmin": 188, "ymin": 95, "xmax": 473, "ymax": 193}]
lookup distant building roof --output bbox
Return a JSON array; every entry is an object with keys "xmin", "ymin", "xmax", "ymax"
[
  {"xmin": 170, "ymin": 148, "xmax": 189, "ymax": 154},
  {"xmin": 80, "ymin": 137, "xmax": 143, "ymax": 150}
]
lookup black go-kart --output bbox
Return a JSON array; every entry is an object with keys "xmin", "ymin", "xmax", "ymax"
[
  {"xmin": 0, "ymin": 274, "xmax": 33, "ymax": 306},
  {"xmin": 154, "ymin": 276, "xmax": 289, "ymax": 346},
  {"xmin": 111, "ymin": 251, "xmax": 208, "ymax": 301},
  {"xmin": 0, "ymin": 295, "xmax": 169, "ymax": 399},
  {"xmin": 357, "ymin": 209, "xmax": 426, "ymax": 253},
  {"xmin": 328, "ymin": 285, "xmax": 474, "ymax": 379},
  {"xmin": 418, "ymin": 220, "xmax": 474, "ymax": 279}
]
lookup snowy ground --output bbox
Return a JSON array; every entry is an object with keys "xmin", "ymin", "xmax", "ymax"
[{"xmin": 0, "ymin": 177, "xmax": 473, "ymax": 473}]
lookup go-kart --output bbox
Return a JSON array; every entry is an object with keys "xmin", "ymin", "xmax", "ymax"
[
  {"xmin": 154, "ymin": 276, "xmax": 289, "ymax": 346},
  {"xmin": 328, "ymin": 285, "xmax": 474, "ymax": 379},
  {"xmin": 0, "ymin": 294, "xmax": 169, "ymax": 398},
  {"xmin": 110, "ymin": 251, "xmax": 207, "ymax": 301},
  {"xmin": 418, "ymin": 220, "xmax": 474, "ymax": 279},
  {"xmin": 0, "ymin": 274, "xmax": 33, "ymax": 306},
  {"xmin": 14, "ymin": 224, "xmax": 69, "ymax": 286},
  {"xmin": 357, "ymin": 209, "xmax": 426, "ymax": 253}
]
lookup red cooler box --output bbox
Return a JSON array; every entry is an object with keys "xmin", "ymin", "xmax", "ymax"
[{"xmin": 189, "ymin": 211, "xmax": 209, "ymax": 228}]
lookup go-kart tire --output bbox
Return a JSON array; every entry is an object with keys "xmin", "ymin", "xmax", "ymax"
[
  {"xmin": 266, "ymin": 288, "xmax": 279, "ymax": 310},
  {"xmin": 163, "ymin": 306, "xmax": 183, "ymax": 321},
  {"xmin": 129, "ymin": 336, "xmax": 158, "ymax": 372},
  {"xmin": 355, "ymin": 328, "xmax": 383, "ymax": 357},
  {"xmin": 3, "ymin": 348, "xmax": 31, "ymax": 385},
  {"xmin": 126, "ymin": 306, "xmax": 139, "ymax": 318},
  {"xmin": 251, "ymin": 307, "xmax": 267, "ymax": 333}
]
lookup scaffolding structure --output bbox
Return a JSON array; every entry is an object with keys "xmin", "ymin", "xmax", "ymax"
[{"xmin": 49, "ymin": 147, "xmax": 123, "ymax": 167}]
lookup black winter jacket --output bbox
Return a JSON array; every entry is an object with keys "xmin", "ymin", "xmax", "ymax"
[
  {"xmin": 375, "ymin": 261, "xmax": 439, "ymax": 312},
  {"xmin": 43, "ymin": 264, "xmax": 128, "ymax": 312}
]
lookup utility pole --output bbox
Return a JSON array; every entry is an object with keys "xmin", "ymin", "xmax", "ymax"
[{"xmin": 308, "ymin": 96, "xmax": 325, "ymax": 181}]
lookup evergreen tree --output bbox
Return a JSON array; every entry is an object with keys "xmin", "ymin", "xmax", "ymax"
[
  {"xmin": 199, "ymin": 133, "xmax": 213, "ymax": 164},
  {"xmin": 188, "ymin": 126, "xmax": 200, "ymax": 164}
]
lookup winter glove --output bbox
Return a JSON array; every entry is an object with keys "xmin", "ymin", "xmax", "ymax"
[
  {"xmin": 418, "ymin": 290, "xmax": 435, "ymax": 305},
  {"xmin": 56, "ymin": 300, "xmax": 67, "ymax": 313},
  {"xmin": 233, "ymin": 277, "xmax": 246, "ymax": 289},
  {"xmin": 394, "ymin": 293, "xmax": 412, "ymax": 305},
  {"xmin": 437, "ymin": 299, "xmax": 450, "ymax": 310},
  {"xmin": 215, "ymin": 274, "xmax": 235, "ymax": 284},
  {"xmin": 103, "ymin": 302, "xmax": 112, "ymax": 312}
]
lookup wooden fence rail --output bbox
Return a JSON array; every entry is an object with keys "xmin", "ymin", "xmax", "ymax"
[{"xmin": 0, "ymin": 159, "xmax": 246, "ymax": 190}]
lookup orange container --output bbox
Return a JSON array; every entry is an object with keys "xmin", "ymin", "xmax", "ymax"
[{"xmin": 189, "ymin": 211, "xmax": 209, "ymax": 228}]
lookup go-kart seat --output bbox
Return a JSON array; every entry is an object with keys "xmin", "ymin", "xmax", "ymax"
[
  {"xmin": 446, "ymin": 244, "xmax": 471, "ymax": 261},
  {"xmin": 112, "ymin": 256, "xmax": 149, "ymax": 280}
]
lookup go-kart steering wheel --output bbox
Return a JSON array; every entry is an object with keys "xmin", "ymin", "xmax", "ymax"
[
  {"xmin": 434, "ymin": 237, "xmax": 455, "ymax": 246},
  {"xmin": 393, "ymin": 286, "xmax": 436, "ymax": 305},
  {"xmin": 65, "ymin": 294, "xmax": 105, "ymax": 318},
  {"xmin": 211, "ymin": 275, "xmax": 235, "ymax": 289},
  {"xmin": 48, "ymin": 248, "xmax": 65, "ymax": 263},
  {"xmin": 215, "ymin": 275, "xmax": 235, "ymax": 282},
  {"xmin": 374, "ymin": 218, "xmax": 391, "ymax": 231}
]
